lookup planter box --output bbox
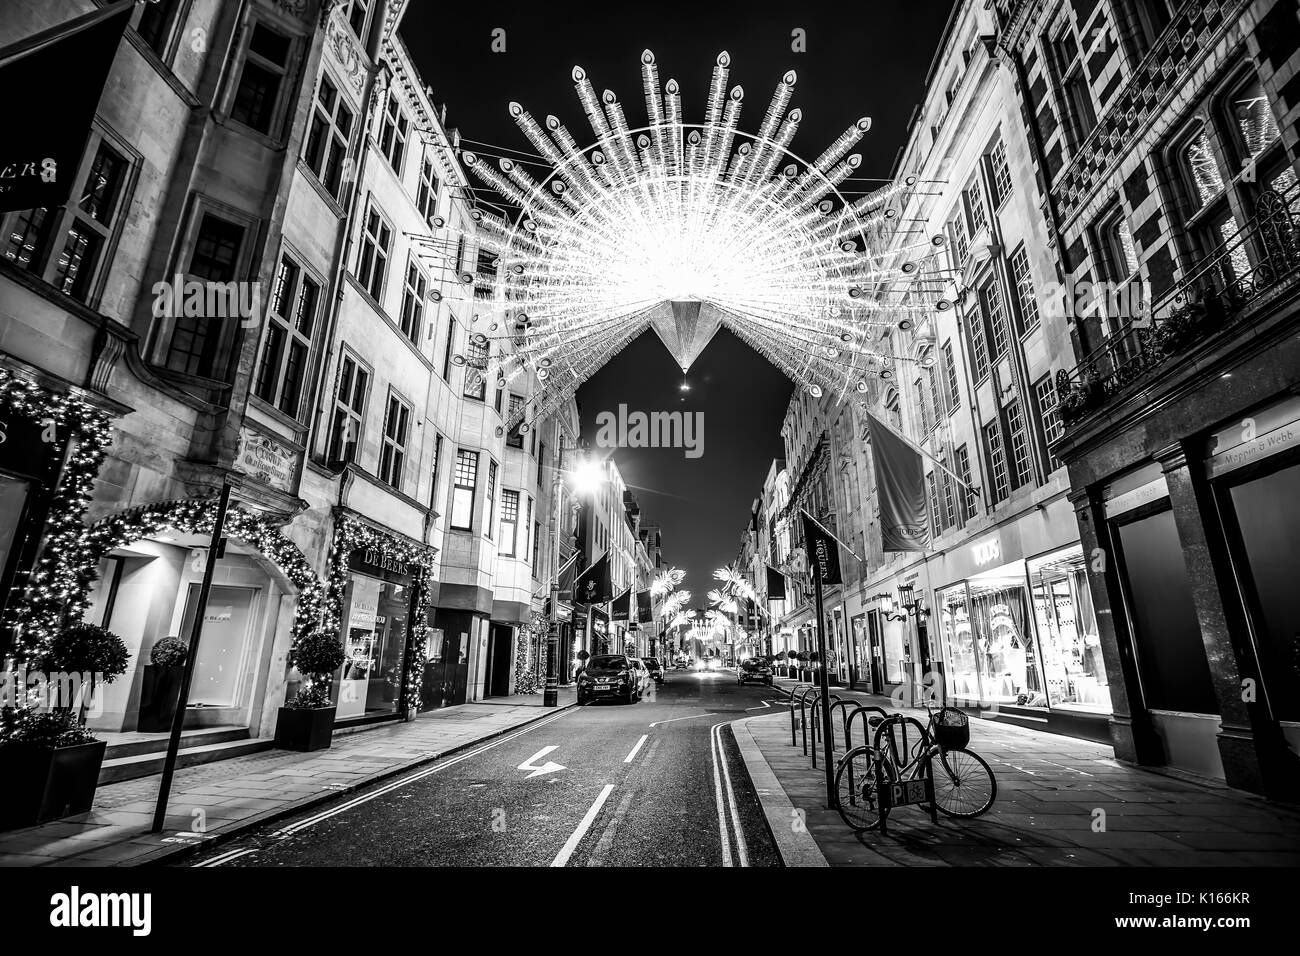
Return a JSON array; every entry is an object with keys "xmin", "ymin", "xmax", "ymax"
[
  {"xmin": 137, "ymin": 664, "xmax": 185, "ymax": 733},
  {"xmin": 273, "ymin": 706, "xmax": 336, "ymax": 752},
  {"xmin": 0, "ymin": 739, "xmax": 108, "ymax": 832}
]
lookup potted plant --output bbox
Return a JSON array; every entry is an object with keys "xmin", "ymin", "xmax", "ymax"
[
  {"xmin": 274, "ymin": 630, "xmax": 346, "ymax": 752},
  {"xmin": 0, "ymin": 622, "xmax": 129, "ymax": 831},
  {"xmin": 137, "ymin": 636, "xmax": 188, "ymax": 733}
]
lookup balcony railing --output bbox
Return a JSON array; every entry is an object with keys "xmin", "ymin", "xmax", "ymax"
[{"xmin": 1056, "ymin": 180, "xmax": 1300, "ymax": 428}]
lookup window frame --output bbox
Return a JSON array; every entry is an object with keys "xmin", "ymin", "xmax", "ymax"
[
  {"xmin": 451, "ymin": 449, "xmax": 479, "ymax": 531},
  {"xmin": 356, "ymin": 198, "xmax": 393, "ymax": 304},
  {"xmin": 378, "ymin": 91, "xmax": 409, "ymax": 177},
  {"xmin": 253, "ymin": 250, "xmax": 321, "ymax": 420},
  {"xmin": 500, "ymin": 489, "xmax": 520, "ymax": 557},
  {"xmin": 303, "ymin": 72, "xmax": 355, "ymax": 202},
  {"xmin": 378, "ymin": 389, "xmax": 412, "ymax": 491},
  {"xmin": 227, "ymin": 18, "xmax": 295, "ymax": 140},
  {"xmin": 399, "ymin": 256, "xmax": 427, "ymax": 344},
  {"xmin": 327, "ymin": 350, "xmax": 371, "ymax": 466}
]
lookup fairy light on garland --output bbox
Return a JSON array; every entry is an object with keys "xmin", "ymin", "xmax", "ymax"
[
  {"xmin": 323, "ymin": 512, "xmax": 438, "ymax": 714},
  {"xmin": 0, "ymin": 368, "xmax": 114, "ymax": 662}
]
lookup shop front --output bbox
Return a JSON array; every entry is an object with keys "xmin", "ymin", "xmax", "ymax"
[
  {"xmin": 927, "ymin": 504, "xmax": 1111, "ymax": 743},
  {"xmin": 331, "ymin": 547, "xmax": 416, "ymax": 723}
]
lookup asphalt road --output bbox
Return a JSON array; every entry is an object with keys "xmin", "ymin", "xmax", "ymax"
[{"xmin": 183, "ymin": 669, "xmax": 784, "ymax": 867}]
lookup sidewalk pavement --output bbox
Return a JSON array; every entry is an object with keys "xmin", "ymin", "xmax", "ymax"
[
  {"xmin": 737, "ymin": 677, "xmax": 1300, "ymax": 866},
  {"xmin": 0, "ymin": 687, "xmax": 577, "ymax": 867}
]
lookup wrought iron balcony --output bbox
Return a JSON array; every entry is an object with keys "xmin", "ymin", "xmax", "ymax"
[{"xmin": 1055, "ymin": 181, "xmax": 1300, "ymax": 429}]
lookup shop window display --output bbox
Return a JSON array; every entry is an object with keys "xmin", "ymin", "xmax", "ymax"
[
  {"xmin": 881, "ymin": 616, "xmax": 907, "ymax": 683},
  {"xmin": 332, "ymin": 570, "xmax": 409, "ymax": 719},
  {"xmin": 1029, "ymin": 546, "xmax": 1111, "ymax": 713},
  {"xmin": 938, "ymin": 585, "xmax": 978, "ymax": 702},
  {"xmin": 969, "ymin": 575, "xmax": 1043, "ymax": 705}
]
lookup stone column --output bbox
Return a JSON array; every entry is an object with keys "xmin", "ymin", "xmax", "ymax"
[
  {"xmin": 1069, "ymin": 487, "xmax": 1161, "ymax": 765},
  {"xmin": 1156, "ymin": 442, "xmax": 1298, "ymax": 797}
]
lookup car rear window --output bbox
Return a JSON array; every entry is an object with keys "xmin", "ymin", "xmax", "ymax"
[
  {"xmin": 588, "ymin": 656, "xmax": 627, "ymax": 669},
  {"xmin": 644, "ymin": 658, "xmax": 659, "ymax": 667}
]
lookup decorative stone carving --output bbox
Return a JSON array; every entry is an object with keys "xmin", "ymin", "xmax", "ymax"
[
  {"xmin": 273, "ymin": 0, "xmax": 310, "ymax": 18},
  {"xmin": 325, "ymin": 10, "xmax": 365, "ymax": 95}
]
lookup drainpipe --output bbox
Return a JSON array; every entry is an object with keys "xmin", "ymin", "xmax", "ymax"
[{"xmin": 305, "ymin": 0, "xmax": 390, "ymax": 466}]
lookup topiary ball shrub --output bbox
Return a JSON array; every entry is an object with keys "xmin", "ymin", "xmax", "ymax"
[
  {"xmin": 149, "ymin": 635, "xmax": 189, "ymax": 668},
  {"xmin": 39, "ymin": 623, "xmax": 130, "ymax": 684},
  {"xmin": 286, "ymin": 630, "xmax": 346, "ymax": 709}
]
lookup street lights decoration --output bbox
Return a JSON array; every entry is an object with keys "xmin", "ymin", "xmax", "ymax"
[{"xmin": 456, "ymin": 51, "xmax": 950, "ymax": 436}]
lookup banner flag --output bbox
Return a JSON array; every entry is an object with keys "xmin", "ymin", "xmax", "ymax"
[
  {"xmin": 800, "ymin": 510, "xmax": 843, "ymax": 587},
  {"xmin": 866, "ymin": 412, "xmax": 931, "ymax": 551},
  {"xmin": 575, "ymin": 552, "xmax": 613, "ymax": 605}
]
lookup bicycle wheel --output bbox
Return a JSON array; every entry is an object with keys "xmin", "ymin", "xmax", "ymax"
[
  {"xmin": 930, "ymin": 747, "xmax": 997, "ymax": 818},
  {"xmin": 834, "ymin": 746, "xmax": 895, "ymax": 832}
]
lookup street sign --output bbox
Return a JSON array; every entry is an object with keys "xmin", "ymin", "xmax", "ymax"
[{"xmin": 882, "ymin": 779, "xmax": 929, "ymax": 809}]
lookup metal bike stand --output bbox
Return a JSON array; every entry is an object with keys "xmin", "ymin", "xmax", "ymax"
[{"xmin": 872, "ymin": 714, "xmax": 938, "ymax": 835}]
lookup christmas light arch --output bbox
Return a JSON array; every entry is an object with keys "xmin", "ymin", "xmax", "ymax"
[{"xmin": 451, "ymin": 50, "xmax": 950, "ymax": 434}]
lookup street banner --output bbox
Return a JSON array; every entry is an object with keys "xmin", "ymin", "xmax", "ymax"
[
  {"xmin": 0, "ymin": 0, "xmax": 134, "ymax": 213},
  {"xmin": 611, "ymin": 587, "xmax": 631, "ymax": 621},
  {"xmin": 801, "ymin": 510, "xmax": 843, "ymax": 587},
  {"xmin": 766, "ymin": 564, "xmax": 786, "ymax": 600},
  {"xmin": 635, "ymin": 589, "xmax": 652, "ymax": 621},
  {"xmin": 866, "ymin": 412, "xmax": 931, "ymax": 551},
  {"xmin": 575, "ymin": 552, "xmax": 612, "ymax": 605}
]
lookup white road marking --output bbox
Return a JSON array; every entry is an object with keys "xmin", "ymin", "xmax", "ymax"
[
  {"xmin": 270, "ymin": 709, "xmax": 572, "ymax": 838},
  {"xmin": 586, "ymin": 788, "xmax": 636, "ymax": 867},
  {"xmin": 709, "ymin": 721, "xmax": 733, "ymax": 867},
  {"xmin": 648, "ymin": 712, "xmax": 711, "ymax": 727},
  {"xmin": 745, "ymin": 700, "xmax": 776, "ymax": 711},
  {"xmin": 551, "ymin": 784, "xmax": 616, "ymax": 867},
  {"xmin": 623, "ymin": 734, "xmax": 649, "ymax": 763},
  {"xmin": 196, "ymin": 847, "xmax": 257, "ymax": 867},
  {"xmin": 715, "ymin": 722, "xmax": 749, "ymax": 867},
  {"xmin": 517, "ymin": 745, "xmax": 567, "ymax": 778}
]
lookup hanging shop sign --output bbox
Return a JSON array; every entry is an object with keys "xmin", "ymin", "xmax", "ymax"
[
  {"xmin": 1205, "ymin": 395, "xmax": 1300, "ymax": 478},
  {"xmin": 235, "ymin": 427, "xmax": 299, "ymax": 492}
]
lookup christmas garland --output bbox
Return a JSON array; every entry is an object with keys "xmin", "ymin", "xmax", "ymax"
[
  {"xmin": 71, "ymin": 496, "xmax": 325, "ymax": 654},
  {"xmin": 514, "ymin": 612, "xmax": 548, "ymax": 694},
  {"xmin": 324, "ymin": 512, "xmax": 437, "ymax": 716},
  {"xmin": 0, "ymin": 368, "xmax": 114, "ymax": 661}
]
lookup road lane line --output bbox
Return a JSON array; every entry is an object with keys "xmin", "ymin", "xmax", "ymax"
[
  {"xmin": 551, "ymin": 784, "xmax": 616, "ymax": 867},
  {"xmin": 623, "ymin": 734, "xmax": 649, "ymax": 763},
  {"xmin": 716, "ymin": 722, "xmax": 749, "ymax": 867},
  {"xmin": 709, "ymin": 721, "xmax": 733, "ymax": 867},
  {"xmin": 648, "ymin": 712, "xmax": 711, "ymax": 727},
  {"xmin": 585, "ymin": 788, "xmax": 636, "ymax": 867},
  {"xmin": 195, "ymin": 847, "xmax": 257, "ymax": 867},
  {"xmin": 273, "ymin": 709, "xmax": 572, "ymax": 837}
]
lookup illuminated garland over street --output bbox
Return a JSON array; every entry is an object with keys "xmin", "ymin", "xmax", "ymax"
[
  {"xmin": 457, "ymin": 51, "xmax": 949, "ymax": 432},
  {"xmin": 0, "ymin": 369, "xmax": 113, "ymax": 660}
]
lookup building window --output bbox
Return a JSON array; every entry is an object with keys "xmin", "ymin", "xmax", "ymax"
[
  {"xmin": 927, "ymin": 471, "xmax": 941, "ymax": 538},
  {"xmin": 356, "ymin": 202, "xmax": 391, "ymax": 302},
  {"xmin": 254, "ymin": 254, "xmax": 319, "ymax": 419},
  {"xmin": 328, "ymin": 353, "xmax": 369, "ymax": 465},
  {"xmin": 378, "ymin": 392, "xmax": 411, "ymax": 491},
  {"xmin": 1131, "ymin": 0, "xmax": 1175, "ymax": 54},
  {"xmin": 418, "ymin": 157, "xmax": 440, "ymax": 225},
  {"xmin": 429, "ymin": 434, "xmax": 443, "ymax": 509},
  {"xmin": 135, "ymin": 0, "xmax": 182, "ymax": 55},
  {"xmin": 451, "ymin": 450, "xmax": 478, "ymax": 530},
  {"xmin": 343, "ymin": 0, "xmax": 373, "ymax": 41},
  {"xmin": 984, "ymin": 420, "xmax": 1010, "ymax": 504},
  {"xmin": 501, "ymin": 490, "xmax": 520, "ymax": 556},
  {"xmin": 982, "ymin": 279, "xmax": 1009, "ymax": 360},
  {"xmin": 956, "ymin": 444, "xmax": 978, "ymax": 520},
  {"xmin": 1005, "ymin": 400, "xmax": 1033, "ymax": 489},
  {"xmin": 1009, "ymin": 245, "xmax": 1039, "ymax": 334},
  {"xmin": 507, "ymin": 394, "xmax": 525, "ymax": 448},
  {"xmin": 884, "ymin": 387, "xmax": 903, "ymax": 432},
  {"xmin": 948, "ymin": 209, "xmax": 969, "ymax": 266},
  {"xmin": 966, "ymin": 174, "xmax": 989, "ymax": 236},
  {"xmin": 915, "ymin": 377, "xmax": 930, "ymax": 438},
  {"xmin": 442, "ymin": 315, "xmax": 456, "ymax": 380},
  {"xmin": 164, "ymin": 212, "xmax": 246, "ymax": 378},
  {"xmin": 1050, "ymin": 24, "xmax": 1097, "ymax": 149},
  {"xmin": 942, "ymin": 452, "xmax": 959, "ymax": 529},
  {"xmin": 525, "ymin": 497, "xmax": 534, "ymax": 564},
  {"xmin": 533, "ymin": 518, "xmax": 541, "ymax": 568},
  {"xmin": 485, "ymin": 459, "xmax": 498, "ymax": 539},
  {"xmin": 304, "ymin": 75, "xmax": 354, "ymax": 201},
  {"xmin": 399, "ymin": 259, "xmax": 426, "ymax": 343},
  {"xmin": 989, "ymin": 139, "xmax": 1013, "ymax": 207},
  {"xmin": 230, "ymin": 22, "xmax": 292, "ymax": 136},
  {"xmin": 1034, "ymin": 376, "xmax": 1063, "ymax": 470},
  {"xmin": 379, "ymin": 93, "xmax": 409, "ymax": 176},
  {"xmin": 463, "ymin": 337, "xmax": 488, "ymax": 400},
  {"xmin": 942, "ymin": 340, "xmax": 961, "ymax": 410},
  {"xmin": 926, "ymin": 366, "xmax": 943, "ymax": 427}
]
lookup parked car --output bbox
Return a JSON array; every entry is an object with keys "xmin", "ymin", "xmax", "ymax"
[
  {"xmin": 627, "ymin": 657, "xmax": 653, "ymax": 697},
  {"xmin": 737, "ymin": 658, "xmax": 774, "ymax": 686},
  {"xmin": 577, "ymin": 654, "xmax": 641, "ymax": 704},
  {"xmin": 673, "ymin": 657, "xmax": 690, "ymax": 670},
  {"xmin": 643, "ymin": 657, "xmax": 666, "ymax": 683}
]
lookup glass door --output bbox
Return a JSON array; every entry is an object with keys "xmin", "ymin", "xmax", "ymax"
[{"xmin": 179, "ymin": 584, "xmax": 258, "ymax": 708}]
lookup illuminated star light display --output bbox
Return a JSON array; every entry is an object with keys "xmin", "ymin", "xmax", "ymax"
[{"xmin": 460, "ymin": 51, "xmax": 951, "ymax": 433}]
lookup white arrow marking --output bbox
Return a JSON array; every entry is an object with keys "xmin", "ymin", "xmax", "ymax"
[{"xmin": 518, "ymin": 745, "xmax": 567, "ymax": 778}]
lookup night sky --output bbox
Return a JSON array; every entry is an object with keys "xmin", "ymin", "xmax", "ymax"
[{"xmin": 401, "ymin": 0, "xmax": 956, "ymax": 600}]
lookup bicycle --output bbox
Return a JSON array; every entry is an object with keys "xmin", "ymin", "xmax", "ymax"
[{"xmin": 833, "ymin": 704, "xmax": 997, "ymax": 832}]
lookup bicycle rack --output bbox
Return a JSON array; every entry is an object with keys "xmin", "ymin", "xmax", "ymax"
[
  {"xmin": 788, "ymin": 684, "xmax": 814, "ymax": 748},
  {"xmin": 871, "ymin": 714, "xmax": 938, "ymax": 834},
  {"xmin": 794, "ymin": 686, "xmax": 819, "ymax": 756},
  {"xmin": 843, "ymin": 703, "xmax": 889, "ymax": 751},
  {"xmin": 810, "ymin": 695, "xmax": 843, "ymax": 766}
]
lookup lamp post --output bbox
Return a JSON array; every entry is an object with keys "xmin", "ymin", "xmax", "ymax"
[{"xmin": 544, "ymin": 440, "xmax": 600, "ymax": 706}]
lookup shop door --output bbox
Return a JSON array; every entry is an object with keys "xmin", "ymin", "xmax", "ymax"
[
  {"xmin": 422, "ymin": 630, "xmax": 469, "ymax": 708},
  {"xmin": 179, "ymin": 584, "xmax": 258, "ymax": 708},
  {"xmin": 866, "ymin": 611, "xmax": 884, "ymax": 693},
  {"xmin": 485, "ymin": 624, "xmax": 513, "ymax": 698}
]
